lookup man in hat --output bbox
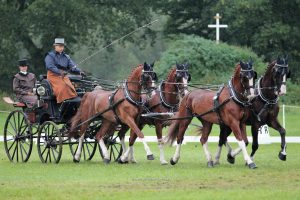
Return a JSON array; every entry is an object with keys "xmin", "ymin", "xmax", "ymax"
[
  {"xmin": 45, "ymin": 38, "xmax": 85, "ymax": 103},
  {"xmin": 13, "ymin": 59, "xmax": 38, "ymax": 107}
]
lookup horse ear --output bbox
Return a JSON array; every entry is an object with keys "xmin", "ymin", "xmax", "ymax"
[
  {"xmin": 185, "ymin": 61, "xmax": 189, "ymax": 68},
  {"xmin": 285, "ymin": 55, "xmax": 289, "ymax": 63},
  {"xmin": 254, "ymin": 71, "xmax": 257, "ymax": 80},
  {"xmin": 277, "ymin": 55, "xmax": 280, "ymax": 62},
  {"xmin": 151, "ymin": 61, "xmax": 155, "ymax": 68},
  {"xmin": 249, "ymin": 57, "xmax": 253, "ymax": 65},
  {"xmin": 287, "ymin": 70, "xmax": 291, "ymax": 78},
  {"xmin": 240, "ymin": 61, "xmax": 244, "ymax": 66}
]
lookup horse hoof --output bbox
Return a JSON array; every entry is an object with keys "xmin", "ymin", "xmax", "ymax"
[
  {"xmin": 227, "ymin": 153, "xmax": 235, "ymax": 164},
  {"xmin": 278, "ymin": 152, "xmax": 287, "ymax": 161},
  {"xmin": 207, "ymin": 161, "xmax": 214, "ymax": 168},
  {"xmin": 118, "ymin": 158, "xmax": 128, "ymax": 164},
  {"xmin": 73, "ymin": 158, "xmax": 80, "ymax": 163},
  {"xmin": 213, "ymin": 160, "xmax": 220, "ymax": 166},
  {"xmin": 103, "ymin": 158, "xmax": 110, "ymax": 164},
  {"xmin": 147, "ymin": 154, "xmax": 155, "ymax": 160},
  {"xmin": 248, "ymin": 162, "xmax": 257, "ymax": 169},
  {"xmin": 170, "ymin": 158, "xmax": 177, "ymax": 165},
  {"xmin": 160, "ymin": 160, "xmax": 168, "ymax": 165}
]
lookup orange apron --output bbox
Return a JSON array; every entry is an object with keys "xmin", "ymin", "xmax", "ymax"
[{"xmin": 47, "ymin": 71, "xmax": 77, "ymax": 103}]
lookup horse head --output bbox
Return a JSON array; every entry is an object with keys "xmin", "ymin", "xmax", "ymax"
[
  {"xmin": 142, "ymin": 62, "xmax": 157, "ymax": 96},
  {"xmin": 175, "ymin": 62, "xmax": 191, "ymax": 96},
  {"xmin": 239, "ymin": 59, "xmax": 257, "ymax": 100},
  {"xmin": 272, "ymin": 56, "xmax": 290, "ymax": 96}
]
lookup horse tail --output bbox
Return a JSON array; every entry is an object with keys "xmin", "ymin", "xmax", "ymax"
[
  {"xmin": 69, "ymin": 94, "xmax": 88, "ymax": 138},
  {"xmin": 166, "ymin": 96, "xmax": 189, "ymax": 144},
  {"xmin": 166, "ymin": 117, "xmax": 180, "ymax": 144}
]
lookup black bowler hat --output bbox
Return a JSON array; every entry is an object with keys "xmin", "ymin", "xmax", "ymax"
[{"xmin": 18, "ymin": 59, "xmax": 29, "ymax": 66}]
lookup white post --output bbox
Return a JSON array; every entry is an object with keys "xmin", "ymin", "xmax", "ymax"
[
  {"xmin": 208, "ymin": 13, "xmax": 228, "ymax": 44},
  {"xmin": 282, "ymin": 104, "xmax": 286, "ymax": 129}
]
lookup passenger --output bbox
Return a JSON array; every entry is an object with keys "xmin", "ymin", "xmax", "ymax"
[
  {"xmin": 13, "ymin": 59, "xmax": 38, "ymax": 108},
  {"xmin": 45, "ymin": 38, "xmax": 85, "ymax": 103}
]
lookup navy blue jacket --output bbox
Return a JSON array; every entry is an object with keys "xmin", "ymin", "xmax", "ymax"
[{"xmin": 45, "ymin": 50, "xmax": 81, "ymax": 75}]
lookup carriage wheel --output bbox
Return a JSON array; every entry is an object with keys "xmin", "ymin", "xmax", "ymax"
[
  {"xmin": 3, "ymin": 110, "xmax": 33, "ymax": 162},
  {"xmin": 69, "ymin": 138, "xmax": 97, "ymax": 161},
  {"xmin": 99, "ymin": 134, "xmax": 123, "ymax": 162},
  {"xmin": 37, "ymin": 121, "xmax": 62, "ymax": 163}
]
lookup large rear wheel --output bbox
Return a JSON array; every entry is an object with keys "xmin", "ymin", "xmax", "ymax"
[
  {"xmin": 4, "ymin": 110, "xmax": 33, "ymax": 162},
  {"xmin": 37, "ymin": 121, "xmax": 62, "ymax": 163}
]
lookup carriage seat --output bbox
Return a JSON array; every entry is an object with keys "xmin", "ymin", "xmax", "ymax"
[{"xmin": 59, "ymin": 96, "xmax": 81, "ymax": 112}]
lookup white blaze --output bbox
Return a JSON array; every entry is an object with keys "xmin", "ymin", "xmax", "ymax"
[
  {"xmin": 182, "ymin": 78, "xmax": 189, "ymax": 95},
  {"xmin": 279, "ymin": 75, "xmax": 287, "ymax": 96}
]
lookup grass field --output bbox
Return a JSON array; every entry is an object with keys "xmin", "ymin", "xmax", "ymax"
[{"xmin": 0, "ymin": 142, "xmax": 300, "ymax": 200}]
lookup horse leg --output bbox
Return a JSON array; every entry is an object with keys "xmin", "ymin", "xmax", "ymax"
[
  {"xmin": 73, "ymin": 122, "xmax": 89, "ymax": 163},
  {"xmin": 119, "ymin": 129, "xmax": 138, "ymax": 164},
  {"xmin": 95, "ymin": 120, "xmax": 114, "ymax": 164},
  {"xmin": 215, "ymin": 125, "xmax": 232, "ymax": 165},
  {"xmin": 268, "ymin": 119, "xmax": 287, "ymax": 161},
  {"xmin": 73, "ymin": 134, "xmax": 84, "ymax": 163},
  {"xmin": 199, "ymin": 121, "xmax": 214, "ymax": 167},
  {"xmin": 155, "ymin": 123, "xmax": 168, "ymax": 165},
  {"xmin": 228, "ymin": 123, "xmax": 248, "ymax": 160},
  {"xmin": 170, "ymin": 118, "xmax": 192, "ymax": 165},
  {"xmin": 250, "ymin": 123, "xmax": 260, "ymax": 161},
  {"xmin": 231, "ymin": 122, "xmax": 256, "ymax": 169},
  {"xmin": 117, "ymin": 125, "xmax": 129, "ymax": 157}
]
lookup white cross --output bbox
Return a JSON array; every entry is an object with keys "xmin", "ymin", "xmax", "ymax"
[{"xmin": 208, "ymin": 13, "xmax": 228, "ymax": 44}]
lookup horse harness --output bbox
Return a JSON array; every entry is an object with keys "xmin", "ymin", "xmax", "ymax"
[{"xmin": 252, "ymin": 77, "xmax": 279, "ymax": 122}]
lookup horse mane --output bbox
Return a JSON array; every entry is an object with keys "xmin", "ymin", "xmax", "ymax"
[
  {"xmin": 127, "ymin": 64, "xmax": 143, "ymax": 80},
  {"xmin": 232, "ymin": 63, "xmax": 241, "ymax": 79},
  {"xmin": 263, "ymin": 61, "xmax": 276, "ymax": 77},
  {"xmin": 165, "ymin": 67, "xmax": 176, "ymax": 82}
]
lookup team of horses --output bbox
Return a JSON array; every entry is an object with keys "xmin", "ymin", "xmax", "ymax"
[{"xmin": 69, "ymin": 57, "xmax": 290, "ymax": 169}]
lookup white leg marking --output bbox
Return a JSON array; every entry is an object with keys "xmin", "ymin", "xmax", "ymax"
[
  {"xmin": 231, "ymin": 147, "xmax": 242, "ymax": 157},
  {"xmin": 121, "ymin": 147, "xmax": 130, "ymax": 162},
  {"xmin": 120, "ymin": 137, "xmax": 127, "ymax": 155},
  {"xmin": 281, "ymin": 144, "xmax": 287, "ymax": 155},
  {"xmin": 237, "ymin": 140, "xmax": 253, "ymax": 165},
  {"xmin": 128, "ymin": 146, "xmax": 137, "ymax": 163},
  {"xmin": 140, "ymin": 138, "xmax": 153, "ymax": 156},
  {"xmin": 151, "ymin": 81, "xmax": 156, "ymax": 97},
  {"xmin": 158, "ymin": 139, "xmax": 167, "ymax": 165},
  {"xmin": 214, "ymin": 145, "xmax": 222, "ymax": 165},
  {"xmin": 172, "ymin": 144, "xmax": 181, "ymax": 163},
  {"xmin": 99, "ymin": 139, "xmax": 109, "ymax": 160},
  {"xmin": 202, "ymin": 142, "xmax": 212, "ymax": 162},
  {"xmin": 74, "ymin": 134, "xmax": 84, "ymax": 161}
]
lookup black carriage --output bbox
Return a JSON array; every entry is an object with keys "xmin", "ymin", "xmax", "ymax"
[{"xmin": 3, "ymin": 75, "xmax": 123, "ymax": 163}]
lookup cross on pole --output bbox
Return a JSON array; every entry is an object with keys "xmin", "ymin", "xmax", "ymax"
[{"xmin": 208, "ymin": 13, "xmax": 228, "ymax": 44}]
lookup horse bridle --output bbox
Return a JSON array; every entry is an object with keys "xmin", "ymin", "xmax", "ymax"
[
  {"xmin": 175, "ymin": 69, "xmax": 190, "ymax": 96},
  {"xmin": 141, "ymin": 69, "xmax": 157, "ymax": 93},
  {"xmin": 240, "ymin": 68, "xmax": 255, "ymax": 98}
]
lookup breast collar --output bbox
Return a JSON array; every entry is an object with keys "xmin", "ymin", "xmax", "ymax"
[
  {"xmin": 159, "ymin": 81, "xmax": 179, "ymax": 110},
  {"xmin": 124, "ymin": 81, "xmax": 145, "ymax": 106},
  {"xmin": 256, "ymin": 77, "xmax": 278, "ymax": 105},
  {"xmin": 228, "ymin": 79, "xmax": 251, "ymax": 107}
]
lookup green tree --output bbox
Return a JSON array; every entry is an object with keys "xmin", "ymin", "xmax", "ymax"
[
  {"xmin": 0, "ymin": 0, "xmax": 155, "ymax": 91},
  {"xmin": 153, "ymin": 0, "xmax": 300, "ymax": 83}
]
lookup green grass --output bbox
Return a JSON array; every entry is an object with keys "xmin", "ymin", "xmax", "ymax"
[{"xmin": 0, "ymin": 143, "xmax": 300, "ymax": 200}]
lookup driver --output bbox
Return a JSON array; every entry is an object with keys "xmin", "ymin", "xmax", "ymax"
[{"xmin": 45, "ymin": 38, "xmax": 85, "ymax": 103}]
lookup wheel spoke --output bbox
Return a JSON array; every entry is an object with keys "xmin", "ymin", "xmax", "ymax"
[
  {"xmin": 41, "ymin": 146, "xmax": 47, "ymax": 157},
  {"xmin": 8, "ymin": 140, "xmax": 16, "ymax": 152},
  {"xmin": 48, "ymin": 149, "xmax": 52, "ymax": 163},
  {"xmin": 85, "ymin": 142, "xmax": 92, "ymax": 157},
  {"xmin": 8, "ymin": 121, "xmax": 17, "ymax": 135},
  {"xmin": 82, "ymin": 144, "xmax": 86, "ymax": 160},
  {"xmin": 51, "ymin": 147, "xmax": 57, "ymax": 161},
  {"xmin": 20, "ymin": 143, "xmax": 28, "ymax": 158},
  {"xmin": 19, "ymin": 142, "xmax": 24, "ymax": 162},
  {"xmin": 19, "ymin": 116, "xmax": 25, "ymax": 133}
]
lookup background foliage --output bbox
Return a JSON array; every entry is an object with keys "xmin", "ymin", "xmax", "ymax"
[{"xmin": 0, "ymin": 0, "xmax": 299, "ymax": 103}]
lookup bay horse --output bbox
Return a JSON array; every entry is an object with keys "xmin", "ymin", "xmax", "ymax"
[
  {"xmin": 126, "ymin": 62, "xmax": 191, "ymax": 164},
  {"xmin": 70, "ymin": 63, "xmax": 157, "ymax": 163},
  {"xmin": 166, "ymin": 61, "xmax": 258, "ymax": 169},
  {"xmin": 215, "ymin": 57, "xmax": 290, "ymax": 165}
]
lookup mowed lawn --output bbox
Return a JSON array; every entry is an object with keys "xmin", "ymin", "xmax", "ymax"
[{"xmin": 0, "ymin": 142, "xmax": 300, "ymax": 200}]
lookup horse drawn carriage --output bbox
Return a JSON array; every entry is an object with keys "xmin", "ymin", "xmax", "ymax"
[{"xmin": 3, "ymin": 73, "xmax": 123, "ymax": 163}]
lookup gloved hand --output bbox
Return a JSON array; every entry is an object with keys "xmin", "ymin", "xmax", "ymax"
[
  {"xmin": 80, "ymin": 71, "xmax": 86, "ymax": 77},
  {"xmin": 60, "ymin": 71, "xmax": 68, "ymax": 77}
]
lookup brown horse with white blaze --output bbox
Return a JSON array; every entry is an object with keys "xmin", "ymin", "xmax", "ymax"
[
  {"xmin": 70, "ymin": 63, "xmax": 157, "ymax": 164},
  {"xmin": 127, "ymin": 62, "xmax": 191, "ymax": 164},
  {"xmin": 167, "ymin": 61, "xmax": 258, "ymax": 169}
]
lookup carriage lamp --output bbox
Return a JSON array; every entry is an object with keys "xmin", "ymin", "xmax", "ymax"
[{"xmin": 37, "ymin": 86, "xmax": 46, "ymax": 96}]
